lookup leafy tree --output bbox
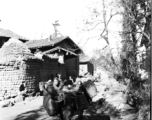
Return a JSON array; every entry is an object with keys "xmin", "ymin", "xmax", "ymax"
[
  {"xmin": 76, "ymin": 0, "xmax": 150, "ymax": 119},
  {"xmin": 120, "ymin": 0, "xmax": 151, "ymax": 119}
]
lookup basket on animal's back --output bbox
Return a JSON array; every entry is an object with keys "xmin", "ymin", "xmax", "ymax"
[{"xmin": 40, "ymin": 76, "xmax": 92, "ymax": 120}]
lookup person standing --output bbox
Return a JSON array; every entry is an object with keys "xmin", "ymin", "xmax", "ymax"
[
  {"xmin": 43, "ymin": 78, "xmax": 64, "ymax": 119},
  {"xmin": 18, "ymin": 81, "xmax": 27, "ymax": 103},
  {"xmin": 19, "ymin": 81, "xmax": 27, "ymax": 95}
]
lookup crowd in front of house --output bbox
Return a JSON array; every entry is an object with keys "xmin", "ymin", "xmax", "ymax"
[
  {"xmin": 40, "ymin": 73, "xmax": 98, "ymax": 120},
  {"xmin": 1, "ymin": 72, "xmax": 102, "ymax": 120}
]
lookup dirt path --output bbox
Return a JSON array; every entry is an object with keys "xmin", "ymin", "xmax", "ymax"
[
  {"xmin": 0, "ymin": 77, "xmax": 132, "ymax": 120},
  {"xmin": 0, "ymin": 96, "xmax": 111, "ymax": 120},
  {"xmin": 0, "ymin": 97, "xmax": 52, "ymax": 120}
]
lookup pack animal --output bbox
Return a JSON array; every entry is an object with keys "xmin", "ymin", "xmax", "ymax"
[{"xmin": 41, "ymin": 82, "xmax": 90, "ymax": 120}]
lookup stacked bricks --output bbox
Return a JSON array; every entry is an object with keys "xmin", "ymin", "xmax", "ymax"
[
  {"xmin": 0, "ymin": 59, "xmax": 42, "ymax": 99},
  {"xmin": 0, "ymin": 39, "xmax": 43, "ymax": 99}
]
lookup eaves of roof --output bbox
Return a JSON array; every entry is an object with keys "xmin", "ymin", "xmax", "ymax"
[
  {"xmin": 43, "ymin": 46, "xmax": 78, "ymax": 56},
  {"xmin": 0, "ymin": 28, "xmax": 29, "ymax": 41}
]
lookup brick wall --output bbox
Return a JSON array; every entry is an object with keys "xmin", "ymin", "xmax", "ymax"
[
  {"xmin": 0, "ymin": 55, "xmax": 78, "ymax": 99},
  {"xmin": 0, "ymin": 59, "xmax": 42, "ymax": 98}
]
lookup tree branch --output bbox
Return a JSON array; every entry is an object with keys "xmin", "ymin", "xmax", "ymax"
[
  {"xmin": 90, "ymin": 22, "xmax": 104, "ymax": 30},
  {"xmin": 87, "ymin": 20, "xmax": 104, "ymax": 24},
  {"xmin": 138, "ymin": 28, "xmax": 150, "ymax": 41},
  {"xmin": 82, "ymin": 36, "xmax": 100, "ymax": 48},
  {"xmin": 106, "ymin": 11, "xmax": 119, "ymax": 26},
  {"xmin": 100, "ymin": 0, "xmax": 119, "ymax": 45},
  {"xmin": 119, "ymin": 29, "xmax": 150, "ymax": 42}
]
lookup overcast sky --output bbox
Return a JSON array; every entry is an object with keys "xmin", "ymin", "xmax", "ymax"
[
  {"xmin": 0, "ymin": 0, "xmax": 122, "ymax": 56},
  {"xmin": 0, "ymin": 0, "xmax": 83, "ymax": 39}
]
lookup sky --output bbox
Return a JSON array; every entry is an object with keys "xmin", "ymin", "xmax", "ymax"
[
  {"xmin": 0, "ymin": 0, "xmax": 123, "ymax": 56},
  {"xmin": 0, "ymin": 0, "xmax": 83, "ymax": 39}
]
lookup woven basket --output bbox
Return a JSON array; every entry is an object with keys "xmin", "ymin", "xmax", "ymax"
[{"xmin": 83, "ymin": 80, "xmax": 97, "ymax": 98}]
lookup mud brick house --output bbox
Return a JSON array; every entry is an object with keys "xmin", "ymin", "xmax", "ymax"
[
  {"xmin": 79, "ymin": 54, "xmax": 94, "ymax": 76},
  {"xmin": 0, "ymin": 35, "xmax": 82, "ymax": 99},
  {"xmin": 0, "ymin": 28, "xmax": 29, "ymax": 48},
  {"xmin": 26, "ymin": 36, "xmax": 82, "ymax": 81},
  {"xmin": 0, "ymin": 38, "xmax": 43, "ymax": 98}
]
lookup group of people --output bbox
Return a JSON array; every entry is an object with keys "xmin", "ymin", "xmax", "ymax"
[
  {"xmin": 42, "ymin": 74, "xmax": 91, "ymax": 120},
  {"xmin": 17, "ymin": 73, "xmax": 91, "ymax": 120},
  {"xmin": 47, "ymin": 74, "xmax": 73, "ymax": 87},
  {"xmin": 18, "ymin": 73, "xmax": 79, "ymax": 101}
]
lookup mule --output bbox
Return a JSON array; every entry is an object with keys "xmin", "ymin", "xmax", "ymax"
[{"xmin": 40, "ymin": 82, "xmax": 90, "ymax": 120}]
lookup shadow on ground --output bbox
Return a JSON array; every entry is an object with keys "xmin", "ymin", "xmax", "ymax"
[
  {"xmin": 12, "ymin": 98, "xmax": 113, "ymax": 120},
  {"xmin": 12, "ymin": 105, "xmax": 111, "ymax": 120},
  {"xmin": 13, "ymin": 106, "xmax": 54, "ymax": 120}
]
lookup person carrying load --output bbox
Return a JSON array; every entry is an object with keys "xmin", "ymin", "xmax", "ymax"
[{"xmin": 42, "ymin": 78, "xmax": 64, "ymax": 119}]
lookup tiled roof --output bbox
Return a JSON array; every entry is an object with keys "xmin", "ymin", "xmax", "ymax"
[
  {"xmin": 79, "ymin": 54, "xmax": 92, "ymax": 63},
  {"xmin": 0, "ymin": 28, "xmax": 29, "ymax": 41},
  {"xmin": 26, "ymin": 36, "xmax": 69, "ymax": 49}
]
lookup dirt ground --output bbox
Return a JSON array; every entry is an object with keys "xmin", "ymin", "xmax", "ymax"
[
  {"xmin": 0, "ymin": 97, "xmax": 52, "ymax": 120},
  {"xmin": 0, "ymin": 96, "xmax": 112, "ymax": 120},
  {"xmin": 0, "ymin": 75, "xmax": 134, "ymax": 120}
]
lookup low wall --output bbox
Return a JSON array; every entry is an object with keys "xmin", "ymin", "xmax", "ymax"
[{"xmin": 0, "ymin": 59, "xmax": 42, "ymax": 98}]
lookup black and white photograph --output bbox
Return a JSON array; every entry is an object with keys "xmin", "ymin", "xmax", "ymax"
[{"xmin": 0, "ymin": 0, "xmax": 151, "ymax": 120}]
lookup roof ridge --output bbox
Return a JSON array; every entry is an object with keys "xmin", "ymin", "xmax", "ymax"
[
  {"xmin": 0, "ymin": 28, "xmax": 29, "ymax": 41},
  {"xmin": 26, "ymin": 36, "xmax": 69, "ymax": 49}
]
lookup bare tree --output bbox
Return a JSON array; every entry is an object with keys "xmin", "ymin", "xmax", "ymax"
[
  {"xmin": 76, "ymin": 0, "xmax": 122, "ymax": 68},
  {"xmin": 76, "ymin": 0, "xmax": 121, "ymax": 45}
]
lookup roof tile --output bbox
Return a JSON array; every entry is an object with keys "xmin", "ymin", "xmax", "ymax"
[
  {"xmin": 0, "ymin": 28, "xmax": 29, "ymax": 41},
  {"xmin": 26, "ymin": 36, "xmax": 68, "ymax": 48}
]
